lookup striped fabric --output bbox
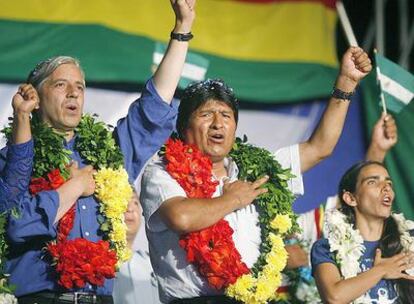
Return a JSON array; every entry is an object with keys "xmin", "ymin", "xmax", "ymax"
[{"xmin": 0, "ymin": 0, "xmax": 338, "ymax": 102}]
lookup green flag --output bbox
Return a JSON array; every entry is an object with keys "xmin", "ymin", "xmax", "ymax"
[
  {"xmin": 375, "ymin": 53, "xmax": 414, "ymax": 113},
  {"xmin": 153, "ymin": 42, "xmax": 209, "ymax": 90}
]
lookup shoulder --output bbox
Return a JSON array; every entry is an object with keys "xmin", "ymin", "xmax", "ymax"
[{"xmin": 311, "ymin": 238, "xmax": 336, "ymax": 267}]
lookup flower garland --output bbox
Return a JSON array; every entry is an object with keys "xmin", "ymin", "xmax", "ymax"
[
  {"xmin": 164, "ymin": 137, "xmax": 298, "ymax": 304},
  {"xmin": 324, "ymin": 209, "xmax": 414, "ymax": 304},
  {"xmin": 4, "ymin": 114, "xmax": 132, "ymax": 289}
]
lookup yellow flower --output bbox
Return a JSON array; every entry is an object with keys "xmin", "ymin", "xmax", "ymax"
[
  {"xmin": 226, "ymin": 274, "xmax": 255, "ymax": 302},
  {"xmin": 110, "ymin": 221, "xmax": 127, "ymax": 243},
  {"xmin": 270, "ymin": 214, "xmax": 292, "ymax": 234},
  {"xmin": 254, "ymin": 279, "xmax": 277, "ymax": 303},
  {"xmin": 268, "ymin": 233, "xmax": 284, "ymax": 250},
  {"xmin": 94, "ymin": 167, "xmax": 132, "ymax": 265}
]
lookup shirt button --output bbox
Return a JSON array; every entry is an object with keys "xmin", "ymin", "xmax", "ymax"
[
  {"xmin": 82, "ymin": 205, "xmax": 86, "ymax": 210},
  {"xmin": 85, "ymin": 232, "xmax": 90, "ymax": 236}
]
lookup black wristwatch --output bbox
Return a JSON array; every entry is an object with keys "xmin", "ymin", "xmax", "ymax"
[
  {"xmin": 331, "ymin": 87, "xmax": 354, "ymax": 101},
  {"xmin": 170, "ymin": 32, "xmax": 193, "ymax": 42}
]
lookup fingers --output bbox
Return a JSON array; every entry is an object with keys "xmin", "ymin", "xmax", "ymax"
[
  {"xmin": 251, "ymin": 175, "xmax": 269, "ymax": 189},
  {"xmin": 352, "ymin": 48, "xmax": 372, "ymax": 73},
  {"xmin": 374, "ymin": 248, "xmax": 382, "ymax": 263},
  {"xmin": 383, "ymin": 114, "xmax": 397, "ymax": 140},
  {"xmin": 400, "ymin": 273, "xmax": 414, "ymax": 281}
]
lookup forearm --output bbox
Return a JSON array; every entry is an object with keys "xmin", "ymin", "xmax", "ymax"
[
  {"xmin": 160, "ymin": 194, "xmax": 240, "ymax": 234},
  {"xmin": 300, "ymin": 75, "xmax": 356, "ymax": 172},
  {"xmin": 366, "ymin": 143, "xmax": 387, "ymax": 162},
  {"xmin": 152, "ymin": 24, "xmax": 189, "ymax": 103},
  {"xmin": 12, "ymin": 112, "xmax": 32, "ymax": 144},
  {"xmin": 55, "ymin": 179, "xmax": 83, "ymax": 223},
  {"xmin": 317, "ymin": 266, "xmax": 385, "ymax": 303}
]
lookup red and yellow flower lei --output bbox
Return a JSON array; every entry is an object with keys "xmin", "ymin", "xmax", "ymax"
[
  {"xmin": 26, "ymin": 115, "xmax": 132, "ymax": 290},
  {"xmin": 165, "ymin": 138, "xmax": 296, "ymax": 304}
]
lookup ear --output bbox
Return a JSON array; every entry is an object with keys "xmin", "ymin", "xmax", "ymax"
[{"xmin": 342, "ymin": 191, "xmax": 357, "ymax": 207}]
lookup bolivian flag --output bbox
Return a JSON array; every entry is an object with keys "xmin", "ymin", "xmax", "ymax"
[{"xmin": 0, "ymin": 0, "xmax": 338, "ymax": 103}]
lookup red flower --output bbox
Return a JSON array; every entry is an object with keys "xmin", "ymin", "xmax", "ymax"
[
  {"xmin": 31, "ymin": 168, "xmax": 117, "ymax": 289},
  {"xmin": 48, "ymin": 239, "xmax": 117, "ymax": 289},
  {"xmin": 47, "ymin": 169, "xmax": 66, "ymax": 189},
  {"xmin": 165, "ymin": 139, "xmax": 249, "ymax": 290},
  {"xmin": 29, "ymin": 168, "xmax": 65, "ymax": 195},
  {"xmin": 29, "ymin": 177, "xmax": 51, "ymax": 195}
]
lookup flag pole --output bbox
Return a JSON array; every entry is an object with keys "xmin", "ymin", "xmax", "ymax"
[
  {"xmin": 336, "ymin": 2, "xmax": 387, "ymax": 114},
  {"xmin": 336, "ymin": 1, "xmax": 359, "ymax": 47},
  {"xmin": 374, "ymin": 49, "xmax": 388, "ymax": 114}
]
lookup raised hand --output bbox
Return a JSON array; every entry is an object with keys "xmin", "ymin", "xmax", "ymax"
[
  {"xmin": 371, "ymin": 113, "xmax": 398, "ymax": 152},
  {"xmin": 170, "ymin": 0, "xmax": 196, "ymax": 33},
  {"xmin": 223, "ymin": 176, "xmax": 269, "ymax": 209},
  {"xmin": 12, "ymin": 84, "xmax": 40, "ymax": 115},
  {"xmin": 339, "ymin": 47, "xmax": 372, "ymax": 85},
  {"xmin": 374, "ymin": 249, "xmax": 414, "ymax": 280}
]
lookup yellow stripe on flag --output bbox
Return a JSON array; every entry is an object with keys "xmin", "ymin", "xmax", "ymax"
[{"xmin": 0, "ymin": 0, "xmax": 337, "ymax": 66}]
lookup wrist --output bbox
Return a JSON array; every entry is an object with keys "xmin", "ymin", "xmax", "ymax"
[
  {"xmin": 13, "ymin": 111, "xmax": 31, "ymax": 120},
  {"xmin": 173, "ymin": 21, "xmax": 193, "ymax": 34},
  {"xmin": 335, "ymin": 75, "xmax": 358, "ymax": 93}
]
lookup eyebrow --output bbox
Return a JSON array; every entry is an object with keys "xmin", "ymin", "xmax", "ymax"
[
  {"xmin": 198, "ymin": 109, "xmax": 233, "ymax": 114},
  {"xmin": 51, "ymin": 78, "xmax": 85, "ymax": 87},
  {"xmin": 360, "ymin": 175, "xmax": 392, "ymax": 184}
]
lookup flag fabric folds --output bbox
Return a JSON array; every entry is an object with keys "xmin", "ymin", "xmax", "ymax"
[
  {"xmin": 375, "ymin": 53, "xmax": 414, "ymax": 113},
  {"xmin": 0, "ymin": 0, "xmax": 338, "ymax": 103}
]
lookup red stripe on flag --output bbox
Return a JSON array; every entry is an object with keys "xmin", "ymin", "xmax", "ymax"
[
  {"xmin": 235, "ymin": 0, "xmax": 336, "ymax": 9},
  {"xmin": 314, "ymin": 207, "xmax": 322, "ymax": 239}
]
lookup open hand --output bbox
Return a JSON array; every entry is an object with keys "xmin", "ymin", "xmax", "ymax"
[
  {"xmin": 374, "ymin": 249, "xmax": 414, "ymax": 280},
  {"xmin": 68, "ymin": 161, "xmax": 96, "ymax": 197},
  {"xmin": 223, "ymin": 176, "xmax": 269, "ymax": 209}
]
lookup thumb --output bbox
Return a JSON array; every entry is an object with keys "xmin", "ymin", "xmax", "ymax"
[
  {"xmin": 70, "ymin": 161, "xmax": 79, "ymax": 169},
  {"xmin": 374, "ymin": 248, "xmax": 382, "ymax": 262}
]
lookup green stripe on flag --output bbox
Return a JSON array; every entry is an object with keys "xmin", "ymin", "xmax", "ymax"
[
  {"xmin": 0, "ymin": 19, "xmax": 338, "ymax": 102},
  {"xmin": 154, "ymin": 43, "xmax": 209, "ymax": 89},
  {"xmin": 375, "ymin": 53, "xmax": 414, "ymax": 113}
]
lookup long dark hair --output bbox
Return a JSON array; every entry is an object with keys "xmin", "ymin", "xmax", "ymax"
[{"xmin": 338, "ymin": 160, "xmax": 414, "ymax": 303}]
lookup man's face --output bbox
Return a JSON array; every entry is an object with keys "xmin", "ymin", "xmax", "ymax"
[
  {"xmin": 184, "ymin": 99, "xmax": 236, "ymax": 163},
  {"xmin": 352, "ymin": 164, "xmax": 395, "ymax": 219},
  {"xmin": 38, "ymin": 63, "xmax": 85, "ymax": 132}
]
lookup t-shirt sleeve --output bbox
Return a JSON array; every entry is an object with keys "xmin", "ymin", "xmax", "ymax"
[
  {"xmin": 311, "ymin": 238, "xmax": 337, "ymax": 273},
  {"xmin": 273, "ymin": 144, "xmax": 304, "ymax": 196},
  {"xmin": 140, "ymin": 160, "xmax": 186, "ymax": 233}
]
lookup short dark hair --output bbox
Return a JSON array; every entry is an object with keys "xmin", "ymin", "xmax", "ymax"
[{"xmin": 176, "ymin": 79, "xmax": 239, "ymax": 139}]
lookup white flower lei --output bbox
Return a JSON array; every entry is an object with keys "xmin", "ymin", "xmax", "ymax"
[{"xmin": 324, "ymin": 209, "xmax": 414, "ymax": 304}]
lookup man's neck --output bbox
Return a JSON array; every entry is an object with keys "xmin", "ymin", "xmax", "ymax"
[
  {"xmin": 52, "ymin": 128, "xmax": 75, "ymax": 142},
  {"xmin": 212, "ymin": 159, "xmax": 227, "ymax": 179}
]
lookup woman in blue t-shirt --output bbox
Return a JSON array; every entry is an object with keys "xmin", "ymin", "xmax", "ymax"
[{"xmin": 311, "ymin": 160, "xmax": 414, "ymax": 303}]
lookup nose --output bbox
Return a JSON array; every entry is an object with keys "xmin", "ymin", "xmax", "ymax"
[
  {"xmin": 211, "ymin": 112, "xmax": 224, "ymax": 129},
  {"xmin": 66, "ymin": 84, "xmax": 80, "ymax": 98},
  {"xmin": 381, "ymin": 181, "xmax": 392, "ymax": 193}
]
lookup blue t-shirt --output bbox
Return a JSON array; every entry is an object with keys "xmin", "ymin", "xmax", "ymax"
[{"xmin": 311, "ymin": 238, "xmax": 399, "ymax": 303}]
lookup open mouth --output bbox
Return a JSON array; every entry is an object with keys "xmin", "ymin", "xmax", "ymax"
[
  {"xmin": 65, "ymin": 103, "xmax": 78, "ymax": 114},
  {"xmin": 382, "ymin": 195, "xmax": 392, "ymax": 206},
  {"xmin": 209, "ymin": 133, "xmax": 225, "ymax": 143}
]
